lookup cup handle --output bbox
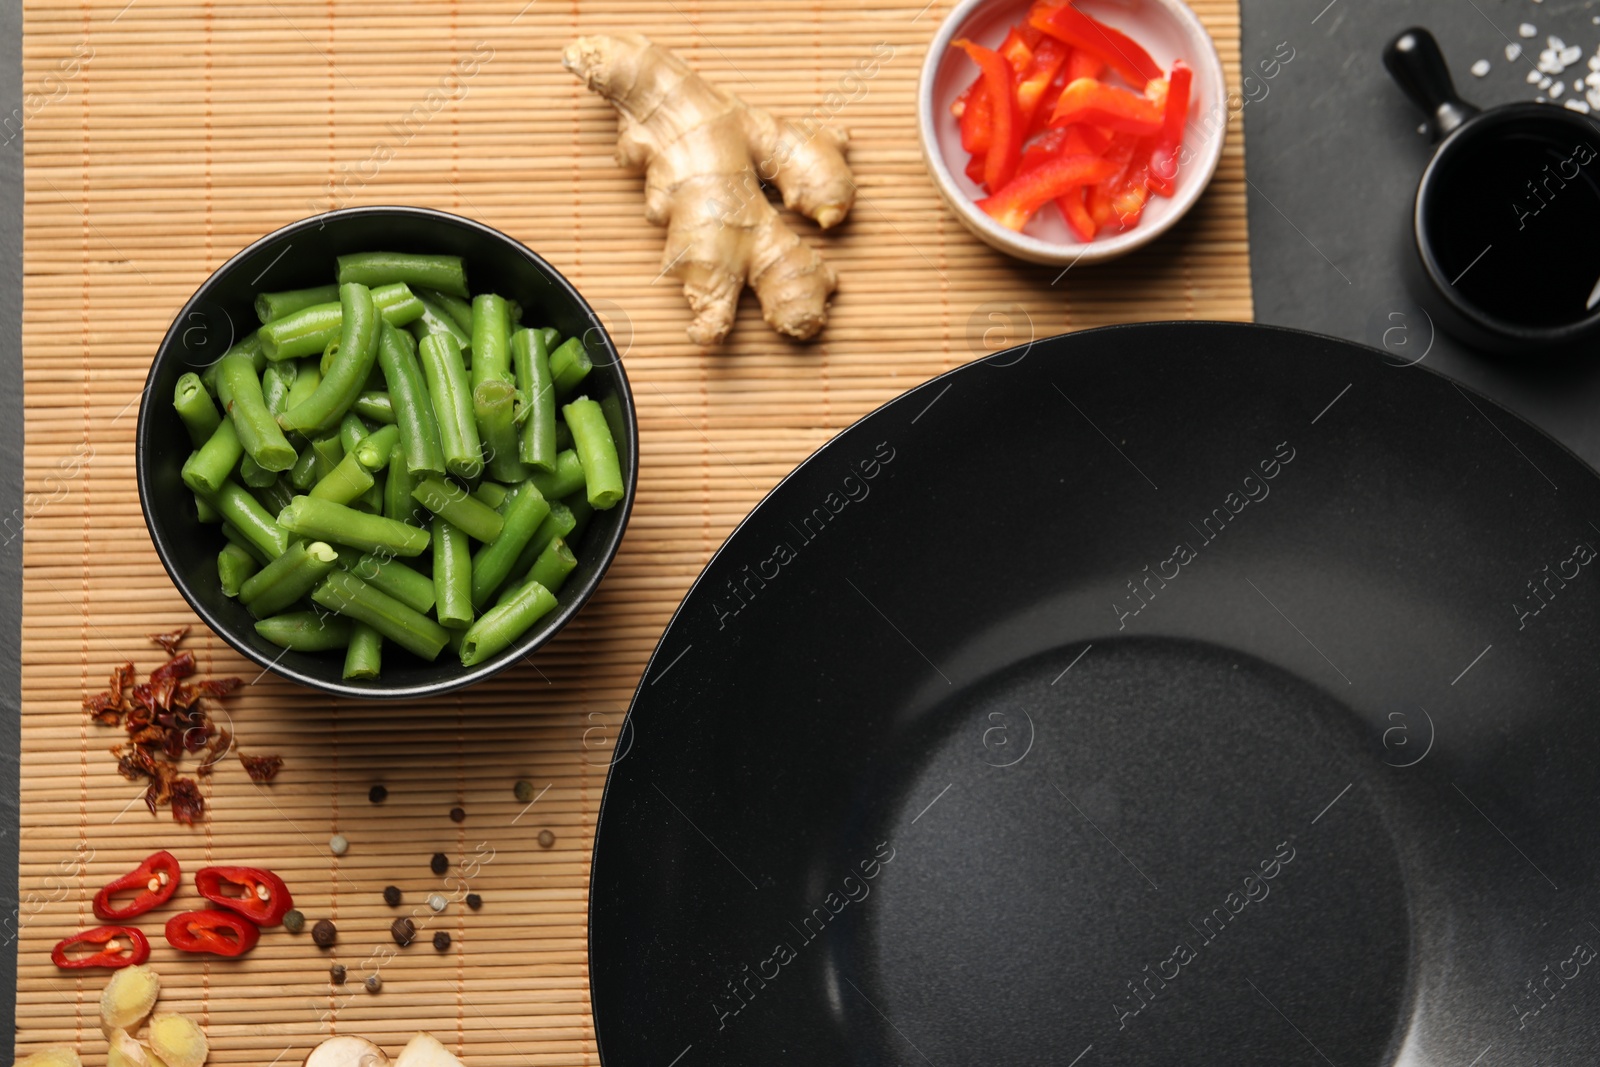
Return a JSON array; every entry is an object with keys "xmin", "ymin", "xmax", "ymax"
[{"xmin": 1383, "ymin": 27, "xmax": 1481, "ymax": 139}]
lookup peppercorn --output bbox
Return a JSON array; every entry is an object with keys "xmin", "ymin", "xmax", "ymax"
[
  {"xmin": 449, "ymin": 806, "xmax": 466, "ymax": 823},
  {"xmin": 383, "ymin": 885, "xmax": 401, "ymax": 907},
  {"xmin": 329, "ymin": 964, "xmax": 346, "ymax": 984},
  {"xmin": 365, "ymin": 974, "xmax": 382, "ymax": 994},
  {"xmin": 514, "ymin": 780, "xmax": 533, "ymax": 802},
  {"xmin": 430, "ymin": 852, "xmax": 448, "ymax": 875},
  {"xmin": 390, "ymin": 917, "xmax": 415, "ymax": 947},
  {"xmin": 369, "ymin": 784, "xmax": 388, "ymax": 804},
  {"xmin": 433, "ymin": 931, "xmax": 451, "ymax": 951},
  {"xmin": 283, "ymin": 909, "xmax": 306, "ymax": 933},
  {"xmin": 465, "ymin": 893, "xmax": 482, "ymax": 910},
  {"xmin": 312, "ymin": 920, "xmax": 337, "ymax": 948},
  {"xmin": 538, "ymin": 829, "xmax": 556, "ymax": 849}
]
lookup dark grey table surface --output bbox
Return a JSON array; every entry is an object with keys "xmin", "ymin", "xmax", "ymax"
[{"xmin": 4, "ymin": 0, "xmax": 1598, "ymax": 1045}]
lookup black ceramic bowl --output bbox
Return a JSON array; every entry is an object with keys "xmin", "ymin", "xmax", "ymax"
[{"xmin": 135, "ymin": 206, "xmax": 637, "ymax": 699}]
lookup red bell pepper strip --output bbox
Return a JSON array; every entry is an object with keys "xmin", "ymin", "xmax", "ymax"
[
  {"xmin": 194, "ymin": 866, "xmax": 294, "ymax": 927},
  {"xmin": 955, "ymin": 74, "xmax": 994, "ymax": 154},
  {"xmin": 1015, "ymin": 37, "xmax": 1069, "ymax": 129},
  {"xmin": 164, "ymin": 910, "xmax": 260, "ymax": 956},
  {"xmin": 51, "ymin": 925, "xmax": 151, "ymax": 970},
  {"xmin": 998, "ymin": 26, "xmax": 1035, "ymax": 76},
  {"xmin": 92, "ymin": 850, "xmax": 181, "ymax": 921},
  {"xmin": 1049, "ymin": 77, "xmax": 1164, "ymax": 135},
  {"xmin": 1028, "ymin": 3, "xmax": 1163, "ymax": 87},
  {"xmin": 1147, "ymin": 61, "xmax": 1192, "ymax": 196},
  {"xmin": 1065, "ymin": 44, "xmax": 1105, "ymax": 83},
  {"xmin": 953, "ymin": 38, "xmax": 1021, "ymax": 191},
  {"xmin": 978, "ymin": 153, "xmax": 1118, "ymax": 231},
  {"xmin": 965, "ymin": 152, "xmax": 988, "ymax": 186},
  {"xmin": 1061, "ymin": 123, "xmax": 1113, "ymax": 157},
  {"xmin": 1058, "ymin": 186, "xmax": 1098, "ymax": 241}
]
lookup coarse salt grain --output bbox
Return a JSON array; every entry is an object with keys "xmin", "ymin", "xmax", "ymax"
[
  {"xmin": 1520, "ymin": 23, "xmax": 1538, "ymax": 38},
  {"xmin": 1553, "ymin": 81, "xmax": 1566, "ymax": 97},
  {"xmin": 1529, "ymin": 69, "xmax": 1544, "ymax": 83},
  {"xmin": 1507, "ymin": 43, "xmax": 1523, "ymax": 61},
  {"xmin": 1472, "ymin": 59, "xmax": 1491, "ymax": 77},
  {"xmin": 1567, "ymin": 99, "xmax": 1592, "ymax": 113}
]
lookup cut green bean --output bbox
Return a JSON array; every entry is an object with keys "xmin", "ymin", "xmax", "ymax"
[
  {"xmin": 470, "ymin": 294, "xmax": 513, "ymax": 387},
  {"xmin": 278, "ymin": 495, "xmax": 430, "ymax": 557},
  {"xmin": 555, "ymin": 419, "xmax": 573, "ymax": 452},
  {"xmin": 383, "ymin": 450, "xmax": 422, "ymax": 526},
  {"xmin": 564, "ymin": 492, "xmax": 594, "ymax": 544},
  {"xmin": 200, "ymin": 333, "xmax": 264, "ymax": 394},
  {"xmin": 211, "ymin": 481, "xmax": 290, "ymax": 559},
  {"xmin": 218, "ymin": 351, "xmax": 298, "ymax": 471},
  {"xmin": 195, "ymin": 493, "xmax": 222, "ymax": 524},
  {"xmin": 474, "ymin": 379, "xmax": 526, "ymax": 483},
  {"xmin": 416, "ymin": 333, "xmax": 482, "ymax": 481},
  {"xmin": 548, "ymin": 336, "xmax": 592, "ymax": 396},
  {"xmin": 221, "ymin": 522, "xmax": 270, "ymax": 567},
  {"xmin": 239, "ymin": 454, "xmax": 278, "ymax": 489},
  {"xmin": 289, "ymin": 445, "xmax": 319, "ymax": 491},
  {"xmin": 336, "ymin": 549, "xmax": 435, "ymax": 615},
  {"xmin": 256, "ymin": 284, "xmax": 339, "ymax": 324},
  {"xmin": 283, "ymin": 359, "xmax": 321, "ymax": 411},
  {"xmin": 217, "ymin": 542, "xmax": 259, "ymax": 598},
  {"xmin": 432, "ymin": 517, "xmax": 474, "ymax": 629},
  {"xmin": 258, "ymin": 302, "xmax": 341, "ymax": 362},
  {"xmin": 508, "ymin": 501, "xmax": 575, "ymax": 587},
  {"xmin": 343, "ymin": 622, "xmax": 383, "ymax": 680},
  {"xmin": 252, "ymin": 478, "xmax": 296, "ymax": 516},
  {"xmin": 527, "ymin": 448, "xmax": 585, "ymax": 502},
  {"xmin": 311, "ymin": 570, "xmax": 450, "ymax": 661},
  {"xmin": 310, "ymin": 434, "xmax": 344, "ymax": 482},
  {"xmin": 539, "ymin": 327, "xmax": 560, "ymax": 351},
  {"xmin": 352, "ymin": 391, "xmax": 394, "ymax": 424},
  {"xmin": 255, "ymin": 611, "xmax": 353, "ymax": 652},
  {"xmin": 563, "ymin": 397, "xmax": 624, "ymax": 509},
  {"xmin": 353, "ymin": 425, "xmax": 400, "ymax": 472},
  {"xmin": 174, "ymin": 373, "xmax": 222, "ymax": 447},
  {"xmin": 371, "ymin": 282, "xmax": 425, "ymax": 328},
  {"xmin": 354, "ymin": 475, "xmax": 384, "ymax": 515},
  {"xmin": 240, "ymin": 540, "xmax": 340, "ymax": 618},
  {"xmin": 525, "ymin": 535, "xmax": 577, "ymax": 596},
  {"xmin": 470, "ymin": 483, "xmax": 549, "ymax": 608},
  {"xmin": 420, "ymin": 288, "xmax": 474, "ymax": 334},
  {"xmin": 181, "ymin": 416, "xmax": 245, "ymax": 496},
  {"xmin": 375, "ymin": 322, "xmax": 446, "ymax": 477},
  {"xmin": 261, "ymin": 360, "xmax": 298, "ymax": 419},
  {"xmin": 279, "ymin": 283, "xmax": 381, "ymax": 435},
  {"xmin": 337, "ymin": 252, "xmax": 468, "ymax": 298},
  {"xmin": 338, "ymin": 412, "xmax": 369, "ymax": 456},
  {"xmin": 309, "ymin": 451, "xmax": 375, "ymax": 505},
  {"xmin": 411, "ymin": 477, "xmax": 504, "ymax": 543},
  {"xmin": 410, "ymin": 292, "xmax": 473, "ymax": 351},
  {"xmin": 472, "ymin": 482, "xmax": 509, "ymax": 510},
  {"xmin": 459, "ymin": 580, "xmax": 557, "ymax": 666},
  {"xmin": 511, "ymin": 328, "xmax": 557, "ymax": 472}
]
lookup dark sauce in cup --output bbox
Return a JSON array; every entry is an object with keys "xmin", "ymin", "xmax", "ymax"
[{"xmin": 1424, "ymin": 118, "xmax": 1600, "ymax": 328}]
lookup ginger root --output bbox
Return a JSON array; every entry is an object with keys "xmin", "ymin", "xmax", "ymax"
[{"xmin": 563, "ymin": 32, "xmax": 855, "ymax": 345}]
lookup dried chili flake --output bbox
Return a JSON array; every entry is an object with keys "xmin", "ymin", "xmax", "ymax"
[
  {"xmin": 109, "ymin": 662, "xmax": 136, "ymax": 703},
  {"xmin": 148, "ymin": 626, "xmax": 189, "ymax": 655},
  {"xmin": 169, "ymin": 778, "xmax": 204, "ymax": 825},
  {"xmin": 239, "ymin": 753, "xmax": 282, "ymax": 783},
  {"xmin": 84, "ymin": 692, "xmax": 122, "ymax": 726}
]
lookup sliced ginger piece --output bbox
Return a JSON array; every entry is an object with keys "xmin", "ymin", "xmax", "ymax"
[
  {"xmin": 148, "ymin": 1012, "xmax": 208, "ymax": 1067},
  {"xmin": 303, "ymin": 1036, "xmax": 390, "ymax": 1067},
  {"xmin": 100, "ymin": 964, "xmax": 161, "ymax": 1034},
  {"xmin": 106, "ymin": 1028, "xmax": 151, "ymax": 1067},
  {"xmin": 16, "ymin": 1048, "xmax": 84, "ymax": 1067},
  {"xmin": 393, "ymin": 1032, "xmax": 464, "ymax": 1067},
  {"xmin": 563, "ymin": 32, "xmax": 855, "ymax": 345}
]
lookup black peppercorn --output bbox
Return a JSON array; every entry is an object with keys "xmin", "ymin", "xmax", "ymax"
[
  {"xmin": 283, "ymin": 909, "xmax": 306, "ymax": 933},
  {"xmin": 391, "ymin": 917, "xmax": 415, "ymax": 947},
  {"xmin": 514, "ymin": 780, "xmax": 533, "ymax": 802},
  {"xmin": 365, "ymin": 974, "xmax": 382, "ymax": 993},
  {"xmin": 369, "ymin": 784, "xmax": 388, "ymax": 803},
  {"xmin": 433, "ymin": 931, "xmax": 451, "ymax": 951},
  {"xmin": 430, "ymin": 852, "xmax": 448, "ymax": 875},
  {"xmin": 465, "ymin": 893, "xmax": 482, "ymax": 910},
  {"xmin": 312, "ymin": 919, "xmax": 337, "ymax": 948},
  {"xmin": 330, "ymin": 964, "xmax": 346, "ymax": 984},
  {"xmin": 449, "ymin": 806, "xmax": 465, "ymax": 823},
  {"xmin": 538, "ymin": 829, "xmax": 556, "ymax": 849},
  {"xmin": 383, "ymin": 885, "xmax": 401, "ymax": 907}
]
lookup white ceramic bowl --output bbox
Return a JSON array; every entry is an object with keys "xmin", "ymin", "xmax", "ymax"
[{"xmin": 918, "ymin": 0, "xmax": 1228, "ymax": 265}]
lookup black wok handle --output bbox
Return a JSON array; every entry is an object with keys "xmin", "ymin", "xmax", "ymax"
[{"xmin": 1384, "ymin": 27, "xmax": 1480, "ymax": 139}]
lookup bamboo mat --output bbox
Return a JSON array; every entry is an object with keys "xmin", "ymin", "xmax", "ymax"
[{"xmin": 16, "ymin": 0, "xmax": 1252, "ymax": 1063}]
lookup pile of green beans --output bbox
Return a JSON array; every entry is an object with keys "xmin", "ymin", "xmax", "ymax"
[{"xmin": 174, "ymin": 251, "xmax": 624, "ymax": 679}]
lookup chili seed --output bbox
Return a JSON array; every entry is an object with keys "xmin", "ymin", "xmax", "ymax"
[
  {"xmin": 428, "ymin": 894, "xmax": 447, "ymax": 912},
  {"xmin": 382, "ymin": 885, "xmax": 401, "ymax": 907},
  {"xmin": 283, "ymin": 909, "xmax": 306, "ymax": 934},
  {"xmin": 329, "ymin": 834, "xmax": 349, "ymax": 856},
  {"xmin": 430, "ymin": 852, "xmax": 448, "ymax": 875},
  {"xmin": 449, "ymin": 806, "xmax": 466, "ymax": 823},
  {"xmin": 538, "ymin": 829, "xmax": 556, "ymax": 849},
  {"xmin": 514, "ymin": 780, "xmax": 534, "ymax": 802},
  {"xmin": 369, "ymin": 784, "xmax": 388, "ymax": 804},
  {"xmin": 433, "ymin": 931, "xmax": 451, "ymax": 951},
  {"xmin": 390, "ymin": 917, "xmax": 415, "ymax": 947},
  {"xmin": 330, "ymin": 964, "xmax": 346, "ymax": 984},
  {"xmin": 147, "ymin": 876, "xmax": 161, "ymax": 893},
  {"xmin": 466, "ymin": 893, "xmax": 482, "ymax": 910},
  {"xmin": 365, "ymin": 974, "xmax": 382, "ymax": 994},
  {"xmin": 255, "ymin": 884, "xmax": 271, "ymax": 901},
  {"xmin": 105, "ymin": 939, "xmax": 122, "ymax": 952},
  {"xmin": 312, "ymin": 919, "xmax": 337, "ymax": 948}
]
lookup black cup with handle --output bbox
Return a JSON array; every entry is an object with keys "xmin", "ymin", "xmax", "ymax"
[{"xmin": 1385, "ymin": 26, "xmax": 1600, "ymax": 355}]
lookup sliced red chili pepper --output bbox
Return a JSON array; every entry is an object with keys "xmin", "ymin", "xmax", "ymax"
[
  {"xmin": 93, "ymin": 850, "xmax": 181, "ymax": 921},
  {"xmin": 952, "ymin": 38, "xmax": 1021, "ymax": 191},
  {"xmin": 1028, "ymin": 2, "xmax": 1162, "ymax": 87},
  {"xmin": 164, "ymin": 910, "xmax": 260, "ymax": 957},
  {"xmin": 1015, "ymin": 37, "xmax": 1069, "ymax": 129},
  {"xmin": 1147, "ymin": 61, "xmax": 1192, "ymax": 197},
  {"xmin": 1058, "ymin": 185, "xmax": 1098, "ymax": 241},
  {"xmin": 1049, "ymin": 77, "xmax": 1164, "ymax": 135},
  {"xmin": 194, "ymin": 866, "xmax": 294, "ymax": 927},
  {"xmin": 978, "ymin": 153, "xmax": 1119, "ymax": 231},
  {"xmin": 51, "ymin": 925, "xmax": 151, "ymax": 970}
]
